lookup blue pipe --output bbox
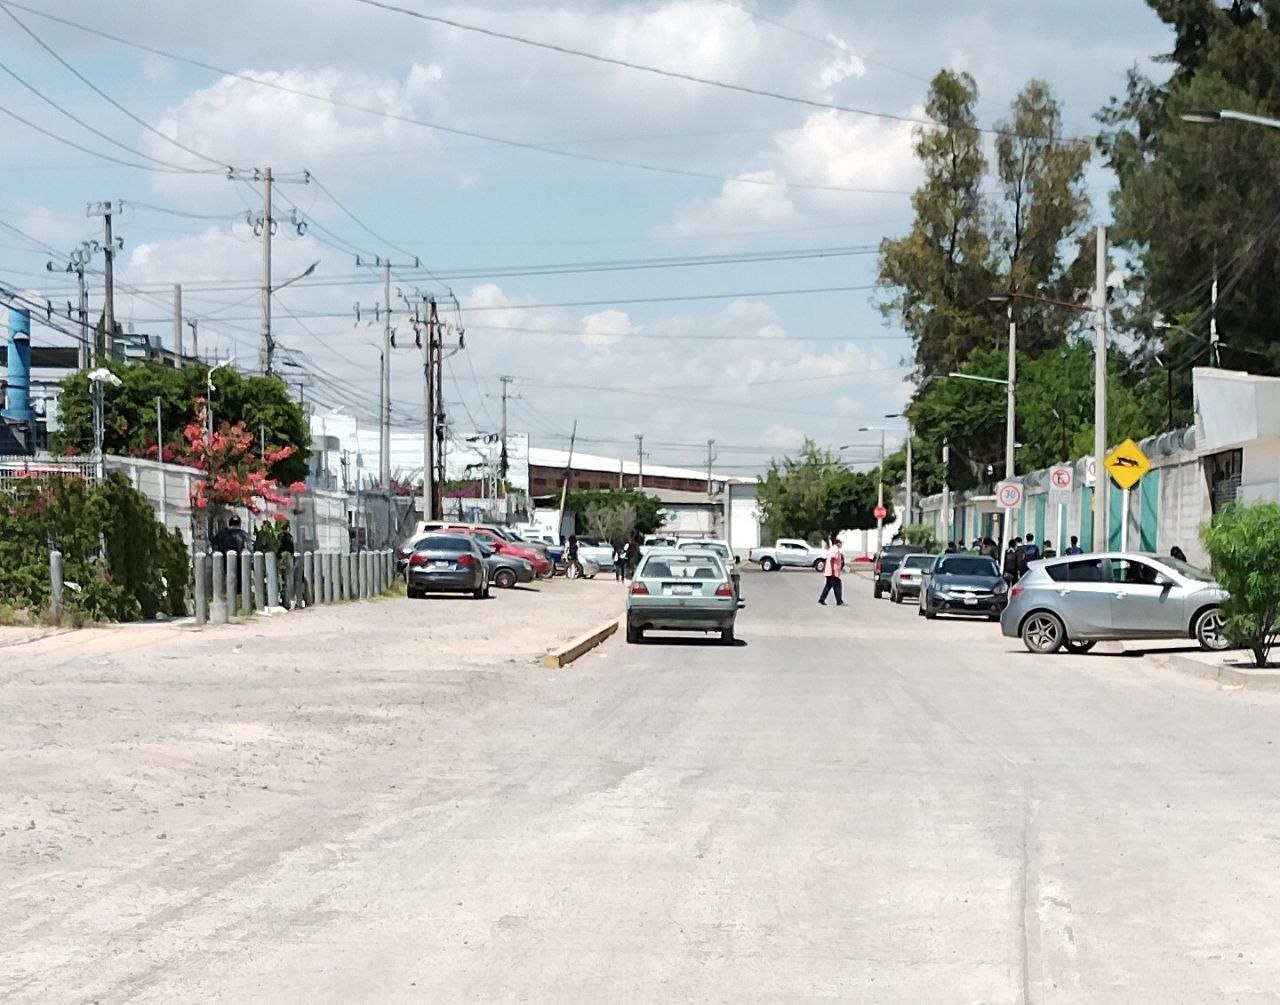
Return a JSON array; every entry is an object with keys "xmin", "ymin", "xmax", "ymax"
[{"xmin": 2, "ymin": 306, "xmax": 34, "ymax": 423}]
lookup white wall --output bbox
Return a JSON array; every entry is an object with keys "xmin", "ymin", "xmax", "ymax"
[
  {"xmin": 728, "ymin": 484, "xmax": 761, "ymax": 552},
  {"xmin": 1241, "ymin": 437, "xmax": 1280, "ymax": 507}
]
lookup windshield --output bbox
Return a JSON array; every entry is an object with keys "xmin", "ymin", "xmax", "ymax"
[
  {"xmin": 903, "ymin": 554, "xmax": 935, "ymax": 570},
  {"xmin": 935, "ymin": 556, "xmax": 999, "ymax": 577},
  {"xmin": 681, "ymin": 541, "xmax": 730, "ymax": 560},
  {"xmin": 1160, "ymin": 555, "xmax": 1217, "ymax": 583},
  {"xmin": 415, "ymin": 535, "xmax": 472, "ymax": 553}
]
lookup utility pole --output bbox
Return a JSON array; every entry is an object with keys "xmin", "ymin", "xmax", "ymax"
[
  {"xmin": 187, "ymin": 318, "xmax": 199, "ymax": 363},
  {"xmin": 260, "ymin": 167, "xmax": 273, "ymax": 375},
  {"xmin": 499, "ymin": 376, "xmax": 513, "ymax": 514},
  {"xmin": 706, "ymin": 439, "xmax": 716, "ymax": 499},
  {"xmin": 635, "ymin": 434, "xmax": 645, "ymax": 488},
  {"xmin": 941, "ymin": 438, "xmax": 951, "ymax": 548},
  {"xmin": 76, "ymin": 264, "xmax": 88, "ymax": 369},
  {"xmin": 1092, "ymin": 226, "xmax": 1109, "ymax": 553},
  {"xmin": 904, "ymin": 428, "xmax": 913, "ymax": 526},
  {"xmin": 435, "ymin": 313, "xmax": 445, "ymax": 517},
  {"xmin": 49, "ymin": 244, "xmax": 92, "ymax": 368},
  {"xmin": 87, "ymin": 202, "xmax": 118, "ymax": 361},
  {"xmin": 557, "ymin": 420, "xmax": 578, "ymax": 537},
  {"xmin": 1210, "ymin": 255, "xmax": 1221, "ymax": 367},
  {"xmin": 421, "ymin": 297, "xmax": 437, "ymax": 521},
  {"xmin": 173, "ymin": 284, "xmax": 183, "ymax": 365}
]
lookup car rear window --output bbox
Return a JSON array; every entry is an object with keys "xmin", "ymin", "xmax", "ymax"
[
  {"xmin": 416, "ymin": 535, "xmax": 472, "ymax": 552},
  {"xmin": 934, "ymin": 556, "xmax": 999, "ymax": 576},
  {"xmin": 902, "ymin": 555, "xmax": 934, "ymax": 570},
  {"xmin": 640, "ymin": 554, "xmax": 725, "ymax": 580}
]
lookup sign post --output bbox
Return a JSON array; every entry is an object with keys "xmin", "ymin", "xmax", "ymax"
[
  {"xmin": 995, "ymin": 481, "xmax": 1024, "ymax": 565},
  {"xmin": 1104, "ymin": 439, "xmax": 1152, "ymax": 552},
  {"xmin": 1048, "ymin": 465, "xmax": 1073, "ymax": 554}
]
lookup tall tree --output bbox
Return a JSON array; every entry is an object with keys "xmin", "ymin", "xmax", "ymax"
[
  {"xmin": 993, "ymin": 81, "xmax": 1095, "ymax": 355},
  {"xmin": 757, "ymin": 441, "xmax": 888, "ymax": 540},
  {"xmin": 1100, "ymin": 1, "xmax": 1280, "ymax": 366},
  {"xmin": 878, "ymin": 70, "xmax": 995, "ymax": 379}
]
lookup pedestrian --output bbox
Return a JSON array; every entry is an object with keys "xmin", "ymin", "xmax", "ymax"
[
  {"xmin": 211, "ymin": 514, "xmax": 250, "ymax": 556},
  {"xmin": 277, "ymin": 519, "xmax": 297, "ymax": 609},
  {"xmin": 1042, "ymin": 539, "xmax": 1057, "ymax": 560},
  {"xmin": 971, "ymin": 539, "xmax": 980, "ymax": 552},
  {"xmin": 1170, "ymin": 545, "xmax": 1188, "ymax": 563},
  {"xmin": 818, "ymin": 535, "xmax": 846, "ymax": 607},
  {"xmin": 1064, "ymin": 535, "xmax": 1083, "ymax": 556},
  {"xmin": 1019, "ymin": 532, "xmax": 1041, "ymax": 577},
  {"xmin": 944, "ymin": 541, "xmax": 957, "ymax": 554},
  {"xmin": 1003, "ymin": 535, "xmax": 1022, "ymax": 582},
  {"xmin": 564, "ymin": 534, "xmax": 581, "ymax": 579},
  {"xmin": 613, "ymin": 540, "xmax": 626, "ymax": 581}
]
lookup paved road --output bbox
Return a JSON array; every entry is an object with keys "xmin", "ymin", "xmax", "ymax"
[{"xmin": 7, "ymin": 569, "xmax": 1280, "ymax": 1002}]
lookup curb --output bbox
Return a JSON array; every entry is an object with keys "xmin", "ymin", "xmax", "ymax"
[
  {"xmin": 542, "ymin": 617, "xmax": 621, "ymax": 669},
  {"xmin": 1158, "ymin": 652, "xmax": 1280, "ymax": 690}
]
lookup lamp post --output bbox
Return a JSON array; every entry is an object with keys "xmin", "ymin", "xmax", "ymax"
[
  {"xmin": 858, "ymin": 425, "xmax": 889, "ymax": 554},
  {"xmin": 884, "ymin": 412, "xmax": 913, "ymax": 525},
  {"xmin": 86, "ymin": 367, "xmax": 122, "ymax": 481}
]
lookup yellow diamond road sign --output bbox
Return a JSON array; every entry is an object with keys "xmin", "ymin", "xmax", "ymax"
[{"xmin": 1105, "ymin": 438, "xmax": 1151, "ymax": 490}]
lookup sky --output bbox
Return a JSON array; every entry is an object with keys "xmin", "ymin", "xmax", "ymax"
[{"xmin": 0, "ymin": 0, "xmax": 1172, "ymax": 479}]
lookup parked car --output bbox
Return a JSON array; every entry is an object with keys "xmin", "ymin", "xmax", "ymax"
[
  {"xmin": 1000, "ymin": 552, "xmax": 1230, "ymax": 654},
  {"xmin": 573, "ymin": 535, "xmax": 618, "ymax": 570},
  {"xmin": 417, "ymin": 521, "xmax": 554, "ymax": 573},
  {"xmin": 677, "ymin": 538, "xmax": 741, "ymax": 599},
  {"xmin": 406, "ymin": 533, "xmax": 490, "ymax": 599},
  {"xmin": 477, "ymin": 542, "xmax": 534, "ymax": 589},
  {"xmin": 443, "ymin": 525, "xmax": 552, "ymax": 578},
  {"xmin": 918, "ymin": 553, "xmax": 1007, "ymax": 620},
  {"xmin": 642, "ymin": 535, "xmax": 679, "ymax": 552},
  {"xmin": 513, "ymin": 528, "xmax": 564, "ymax": 565},
  {"xmin": 873, "ymin": 543, "xmax": 926, "ymax": 599},
  {"xmin": 626, "ymin": 549, "xmax": 737, "ymax": 644},
  {"xmin": 889, "ymin": 553, "xmax": 935, "ymax": 604},
  {"xmin": 747, "ymin": 538, "xmax": 826, "ymax": 572}
]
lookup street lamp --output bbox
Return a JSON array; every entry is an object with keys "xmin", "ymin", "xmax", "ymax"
[
  {"xmin": 1181, "ymin": 108, "xmax": 1280, "ymax": 130},
  {"xmin": 206, "ymin": 356, "xmax": 237, "ymax": 447},
  {"xmin": 885, "ymin": 412, "xmax": 913, "ymax": 525},
  {"xmin": 858, "ymin": 425, "xmax": 889, "ymax": 554},
  {"xmin": 275, "ymin": 260, "xmax": 320, "ymax": 293},
  {"xmin": 86, "ymin": 367, "xmax": 122, "ymax": 481}
]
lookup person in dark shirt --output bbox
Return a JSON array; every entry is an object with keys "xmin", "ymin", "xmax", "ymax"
[
  {"xmin": 1003, "ymin": 536, "xmax": 1023, "ymax": 582},
  {"xmin": 1042, "ymin": 539, "xmax": 1057, "ymax": 560},
  {"xmin": 211, "ymin": 515, "xmax": 250, "ymax": 555},
  {"xmin": 1064, "ymin": 535, "xmax": 1083, "ymax": 556}
]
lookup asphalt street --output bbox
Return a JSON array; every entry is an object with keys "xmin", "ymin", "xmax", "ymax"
[{"xmin": 7, "ymin": 569, "xmax": 1280, "ymax": 1002}]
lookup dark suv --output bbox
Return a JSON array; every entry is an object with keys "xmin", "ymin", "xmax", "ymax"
[{"xmin": 873, "ymin": 543, "xmax": 925, "ymax": 599}]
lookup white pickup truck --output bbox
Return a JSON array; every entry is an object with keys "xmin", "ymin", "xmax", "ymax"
[{"xmin": 747, "ymin": 538, "xmax": 827, "ymax": 572}]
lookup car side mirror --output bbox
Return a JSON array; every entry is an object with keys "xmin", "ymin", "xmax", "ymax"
[
  {"xmin": 1154, "ymin": 573, "xmax": 1173, "ymax": 589},
  {"xmin": 734, "ymin": 555, "xmax": 741, "ymax": 565}
]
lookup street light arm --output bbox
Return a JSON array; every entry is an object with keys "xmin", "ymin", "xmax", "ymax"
[
  {"xmin": 1182, "ymin": 107, "xmax": 1280, "ymax": 131},
  {"xmin": 1003, "ymin": 291, "xmax": 1093, "ymax": 313},
  {"xmin": 947, "ymin": 371, "xmax": 1009, "ymax": 386}
]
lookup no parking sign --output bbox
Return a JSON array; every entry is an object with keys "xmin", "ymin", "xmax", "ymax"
[{"xmin": 1048, "ymin": 465, "xmax": 1073, "ymax": 509}]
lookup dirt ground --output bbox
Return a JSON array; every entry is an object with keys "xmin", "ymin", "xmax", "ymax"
[{"xmin": 0, "ymin": 575, "xmax": 623, "ymax": 999}]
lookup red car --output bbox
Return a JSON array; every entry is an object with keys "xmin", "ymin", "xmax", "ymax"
[{"xmin": 445, "ymin": 526, "xmax": 551, "ymax": 577}]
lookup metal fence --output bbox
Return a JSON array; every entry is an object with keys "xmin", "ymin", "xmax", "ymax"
[{"xmin": 0, "ymin": 454, "xmax": 97, "ymax": 488}]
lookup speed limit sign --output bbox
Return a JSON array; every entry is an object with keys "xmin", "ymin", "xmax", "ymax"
[{"xmin": 996, "ymin": 481, "xmax": 1024, "ymax": 509}]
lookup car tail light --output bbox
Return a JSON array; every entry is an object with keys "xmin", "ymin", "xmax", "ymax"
[
  {"xmin": 630, "ymin": 582, "xmax": 649, "ymax": 595},
  {"xmin": 457, "ymin": 554, "xmax": 475, "ymax": 566},
  {"xmin": 1009, "ymin": 585, "xmax": 1022, "ymax": 599},
  {"xmin": 875, "ymin": 560, "xmax": 882, "ymax": 573},
  {"xmin": 714, "ymin": 582, "xmax": 733, "ymax": 597},
  {"xmin": 409, "ymin": 553, "xmax": 427, "ymax": 567}
]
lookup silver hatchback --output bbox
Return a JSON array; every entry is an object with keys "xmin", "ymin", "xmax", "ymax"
[{"xmin": 1000, "ymin": 552, "xmax": 1229, "ymax": 654}]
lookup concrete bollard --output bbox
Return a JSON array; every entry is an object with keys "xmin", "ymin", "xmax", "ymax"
[
  {"xmin": 240, "ymin": 551, "xmax": 252, "ymax": 613},
  {"xmin": 347, "ymin": 553, "xmax": 357, "ymax": 600},
  {"xmin": 265, "ymin": 552, "xmax": 280, "ymax": 610},
  {"xmin": 49, "ymin": 549, "xmax": 64, "ymax": 623},
  {"xmin": 381, "ymin": 550, "xmax": 389, "ymax": 591},
  {"xmin": 318, "ymin": 552, "xmax": 328, "ymax": 604},
  {"xmin": 225, "ymin": 550, "xmax": 239, "ymax": 619},
  {"xmin": 210, "ymin": 552, "xmax": 228, "ymax": 625},
  {"xmin": 325, "ymin": 553, "xmax": 335, "ymax": 603},
  {"xmin": 336, "ymin": 553, "xmax": 345, "ymax": 602},
  {"xmin": 281, "ymin": 554, "xmax": 295, "ymax": 610},
  {"xmin": 194, "ymin": 553, "xmax": 208, "ymax": 626},
  {"xmin": 252, "ymin": 551, "xmax": 265, "ymax": 611},
  {"xmin": 303, "ymin": 552, "xmax": 315, "ymax": 609},
  {"xmin": 363, "ymin": 551, "xmax": 371, "ymax": 598}
]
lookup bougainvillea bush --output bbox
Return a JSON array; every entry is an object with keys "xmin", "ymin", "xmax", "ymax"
[{"xmin": 177, "ymin": 402, "xmax": 300, "ymax": 518}]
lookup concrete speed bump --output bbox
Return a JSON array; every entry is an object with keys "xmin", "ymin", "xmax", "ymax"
[{"xmin": 543, "ymin": 617, "xmax": 621, "ymax": 669}]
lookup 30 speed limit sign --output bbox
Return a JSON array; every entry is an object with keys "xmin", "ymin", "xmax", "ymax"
[{"xmin": 996, "ymin": 481, "xmax": 1024, "ymax": 509}]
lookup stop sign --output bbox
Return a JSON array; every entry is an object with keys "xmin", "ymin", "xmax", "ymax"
[{"xmin": 874, "ymin": 504, "xmax": 887, "ymax": 521}]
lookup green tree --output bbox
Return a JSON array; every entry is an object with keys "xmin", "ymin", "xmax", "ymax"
[
  {"xmin": 565, "ymin": 489, "xmax": 663, "ymax": 537},
  {"xmin": 757, "ymin": 440, "xmax": 888, "ymax": 541},
  {"xmin": 1100, "ymin": 1, "xmax": 1280, "ymax": 366},
  {"xmin": 1201, "ymin": 501, "xmax": 1280, "ymax": 666},
  {"xmin": 54, "ymin": 361, "xmax": 310, "ymax": 484},
  {"xmin": 878, "ymin": 70, "xmax": 995, "ymax": 379}
]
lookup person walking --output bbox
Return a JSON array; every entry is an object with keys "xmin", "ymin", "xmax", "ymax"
[
  {"xmin": 564, "ymin": 534, "xmax": 581, "ymax": 579},
  {"xmin": 818, "ymin": 535, "xmax": 846, "ymax": 607},
  {"xmin": 1042, "ymin": 539, "xmax": 1057, "ymax": 560},
  {"xmin": 1018, "ymin": 532, "xmax": 1041, "ymax": 577},
  {"xmin": 211, "ymin": 514, "xmax": 250, "ymax": 556},
  {"xmin": 1064, "ymin": 535, "xmax": 1083, "ymax": 556},
  {"xmin": 1003, "ymin": 535, "xmax": 1022, "ymax": 583},
  {"xmin": 612, "ymin": 540, "xmax": 626, "ymax": 581},
  {"xmin": 277, "ymin": 519, "xmax": 298, "ymax": 609}
]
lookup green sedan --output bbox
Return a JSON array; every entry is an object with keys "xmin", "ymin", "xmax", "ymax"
[{"xmin": 625, "ymin": 549, "xmax": 737, "ymax": 645}]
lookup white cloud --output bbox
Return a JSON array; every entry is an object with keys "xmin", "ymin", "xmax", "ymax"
[{"xmin": 580, "ymin": 309, "xmax": 634, "ymax": 348}]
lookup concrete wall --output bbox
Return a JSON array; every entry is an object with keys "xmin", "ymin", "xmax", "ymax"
[
  {"xmin": 1241, "ymin": 437, "xmax": 1280, "ymax": 506},
  {"xmin": 104, "ymin": 456, "xmax": 203, "ymax": 545},
  {"xmin": 727, "ymin": 483, "xmax": 761, "ymax": 553}
]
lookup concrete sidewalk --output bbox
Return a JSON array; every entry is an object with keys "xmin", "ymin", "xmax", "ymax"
[{"xmin": 1150, "ymin": 645, "xmax": 1280, "ymax": 690}]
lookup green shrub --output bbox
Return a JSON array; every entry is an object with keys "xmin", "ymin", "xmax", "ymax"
[
  {"xmin": 0, "ymin": 474, "xmax": 190, "ymax": 623},
  {"xmin": 1200, "ymin": 502, "xmax": 1280, "ymax": 667},
  {"xmin": 900, "ymin": 523, "xmax": 941, "ymax": 552}
]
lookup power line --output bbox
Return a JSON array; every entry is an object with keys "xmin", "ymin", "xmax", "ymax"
[
  {"xmin": 0, "ymin": 2, "xmax": 911, "ymax": 196},
  {"xmin": 348, "ymin": 0, "xmax": 1087, "ymax": 143}
]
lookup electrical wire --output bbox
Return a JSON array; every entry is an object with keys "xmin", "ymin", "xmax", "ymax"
[
  {"xmin": 0, "ymin": 2, "xmax": 911, "ymax": 196},
  {"xmin": 347, "ymin": 0, "xmax": 1089, "ymax": 143}
]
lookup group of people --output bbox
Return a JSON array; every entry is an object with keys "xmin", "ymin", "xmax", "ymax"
[
  {"xmin": 208, "ymin": 515, "xmax": 306, "ymax": 609},
  {"xmin": 931, "ymin": 531, "xmax": 1089, "ymax": 583}
]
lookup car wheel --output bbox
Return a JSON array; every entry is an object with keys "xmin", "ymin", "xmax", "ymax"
[
  {"xmin": 1065, "ymin": 639, "xmax": 1097, "ymax": 653},
  {"xmin": 923, "ymin": 607, "xmax": 937, "ymax": 620},
  {"xmin": 1022, "ymin": 611, "xmax": 1065, "ymax": 654},
  {"xmin": 891, "ymin": 587, "xmax": 901, "ymax": 604},
  {"xmin": 813, "ymin": 558, "xmax": 825, "ymax": 572},
  {"xmin": 720, "ymin": 626, "xmax": 735, "ymax": 645},
  {"xmin": 626, "ymin": 623, "xmax": 643, "ymax": 644},
  {"xmin": 1194, "ymin": 607, "xmax": 1229, "ymax": 651},
  {"xmin": 406, "ymin": 587, "xmax": 422, "ymax": 599},
  {"xmin": 873, "ymin": 583, "xmax": 883, "ymax": 599},
  {"xmin": 761, "ymin": 557, "xmax": 777, "ymax": 572},
  {"xmin": 494, "ymin": 568, "xmax": 517, "ymax": 589}
]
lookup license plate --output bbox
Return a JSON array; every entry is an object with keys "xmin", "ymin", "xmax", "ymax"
[
  {"xmin": 670, "ymin": 585, "xmax": 693, "ymax": 596},
  {"xmin": 430, "ymin": 561, "xmax": 449, "ymax": 570},
  {"xmin": 963, "ymin": 596, "xmax": 977, "ymax": 605}
]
